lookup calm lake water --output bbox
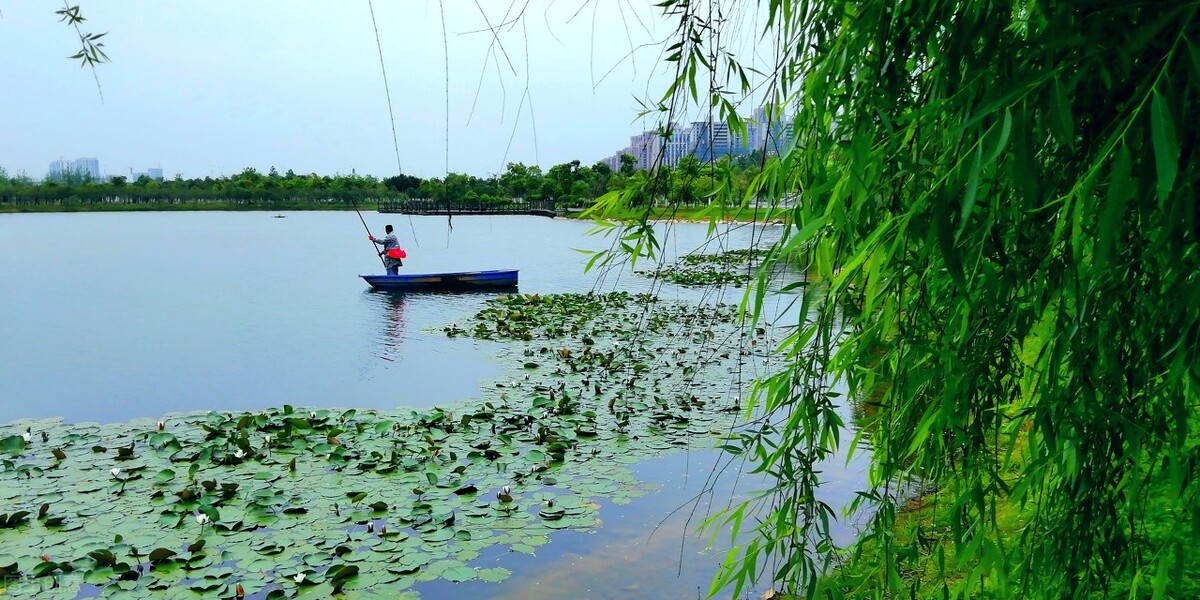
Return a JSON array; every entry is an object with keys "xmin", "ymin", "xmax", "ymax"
[
  {"xmin": 0, "ymin": 211, "xmax": 779, "ymax": 424},
  {"xmin": 0, "ymin": 210, "xmax": 869, "ymax": 597}
]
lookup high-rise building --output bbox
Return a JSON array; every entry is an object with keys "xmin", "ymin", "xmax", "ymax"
[
  {"xmin": 599, "ymin": 105, "xmax": 792, "ymax": 170},
  {"xmin": 749, "ymin": 105, "xmax": 791, "ymax": 155},
  {"xmin": 48, "ymin": 159, "xmax": 72, "ymax": 179},
  {"xmin": 689, "ymin": 120, "xmax": 735, "ymax": 162},
  {"xmin": 130, "ymin": 167, "xmax": 165, "ymax": 181},
  {"xmin": 661, "ymin": 123, "xmax": 691, "ymax": 168},
  {"xmin": 72, "ymin": 158, "xmax": 101, "ymax": 180},
  {"xmin": 628, "ymin": 131, "xmax": 662, "ymax": 172},
  {"xmin": 48, "ymin": 157, "xmax": 102, "ymax": 181},
  {"xmin": 602, "ymin": 147, "xmax": 631, "ymax": 172}
]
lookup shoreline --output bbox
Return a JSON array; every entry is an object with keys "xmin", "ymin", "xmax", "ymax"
[{"xmin": 1, "ymin": 204, "xmax": 791, "ymax": 225}]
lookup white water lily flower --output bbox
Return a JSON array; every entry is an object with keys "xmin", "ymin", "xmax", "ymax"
[
  {"xmin": 22, "ymin": 432, "xmax": 32, "ymax": 442},
  {"xmin": 110, "ymin": 468, "xmax": 121, "ymax": 477},
  {"xmin": 293, "ymin": 573, "xmax": 305, "ymax": 583},
  {"xmin": 234, "ymin": 449, "xmax": 246, "ymax": 459},
  {"xmin": 309, "ymin": 411, "xmax": 317, "ymax": 419},
  {"xmin": 156, "ymin": 421, "xmax": 165, "ymax": 431},
  {"xmin": 195, "ymin": 513, "xmax": 210, "ymax": 525},
  {"xmin": 263, "ymin": 435, "xmax": 272, "ymax": 445}
]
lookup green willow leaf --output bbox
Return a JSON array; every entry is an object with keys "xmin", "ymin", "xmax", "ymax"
[
  {"xmin": 1050, "ymin": 77, "xmax": 1075, "ymax": 148},
  {"xmin": 1150, "ymin": 89, "xmax": 1179, "ymax": 203},
  {"xmin": 983, "ymin": 109, "xmax": 1012, "ymax": 166},
  {"xmin": 1097, "ymin": 146, "xmax": 1133, "ymax": 267},
  {"xmin": 958, "ymin": 145, "xmax": 983, "ymax": 240}
]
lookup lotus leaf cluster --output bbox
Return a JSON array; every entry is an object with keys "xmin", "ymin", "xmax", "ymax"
[
  {"xmin": 637, "ymin": 248, "xmax": 769, "ymax": 287},
  {"xmin": 0, "ymin": 292, "xmax": 773, "ymax": 598}
]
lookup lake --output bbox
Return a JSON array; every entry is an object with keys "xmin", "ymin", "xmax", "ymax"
[
  {"xmin": 0, "ymin": 211, "xmax": 869, "ymax": 598},
  {"xmin": 0, "ymin": 211, "xmax": 774, "ymax": 423}
]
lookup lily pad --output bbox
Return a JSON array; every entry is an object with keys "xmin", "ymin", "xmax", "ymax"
[
  {"xmin": 0, "ymin": 290, "xmax": 776, "ymax": 600},
  {"xmin": 441, "ymin": 564, "xmax": 477, "ymax": 583}
]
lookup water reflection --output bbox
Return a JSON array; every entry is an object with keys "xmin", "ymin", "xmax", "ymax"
[
  {"xmin": 414, "ymin": 442, "xmax": 871, "ymax": 599},
  {"xmin": 363, "ymin": 291, "xmax": 407, "ymax": 360},
  {"xmin": 350, "ymin": 289, "xmax": 502, "ymax": 407}
]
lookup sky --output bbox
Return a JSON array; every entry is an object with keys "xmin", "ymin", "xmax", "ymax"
[{"xmin": 0, "ymin": 1, "xmax": 711, "ymax": 180}]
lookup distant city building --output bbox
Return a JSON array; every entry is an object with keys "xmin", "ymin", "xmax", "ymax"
[
  {"xmin": 130, "ymin": 167, "xmax": 165, "ymax": 181},
  {"xmin": 73, "ymin": 158, "xmax": 101, "ymax": 180},
  {"xmin": 747, "ymin": 107, "xmax": 768, "ymax": 152},
  {"xmin": 601, "ymin": 151, "xmax": 625, "ymax": 172},
  {"xmin": 596, "ymin": 105, "xmax": 794, "ymax": 171},
  {"xmin": 47, "ymin": 157, "xmax": 101, "ymax": 181},
  {"xmin": 48, "ymin": 160, "xmax": 72, "ymax": 179},
  {"xmin": 662, "ymin": 123, "xmax": 690, "ymax": 168},
  {"xmin": 628, "ymin": 131, "xmax": 661, "ymax": 172},
  {"xmin": 748, "ymin": 104, "xmax": 791, "ymax": 155},
  {"xmin": 689, "ymin": 120, "xmax": 734, "ymax": 162}
]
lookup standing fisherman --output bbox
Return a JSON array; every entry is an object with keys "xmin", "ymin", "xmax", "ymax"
[{"xmin": 369, "ymin": 224, "xmax": 404, "ymax": 275}]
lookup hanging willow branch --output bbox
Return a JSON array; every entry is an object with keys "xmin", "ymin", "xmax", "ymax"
[
  {"xmin": 55, "ymin": 2, "xmax": 108, "ymax": 102},
  {"xmin": 596, "ymin": 0, "xmax": 1200, "ymax": 597}
]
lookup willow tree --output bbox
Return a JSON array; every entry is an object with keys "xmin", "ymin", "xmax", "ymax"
[{"xmin": 592, "ymin": 0, "xmax": 1199, "ymax": 597}]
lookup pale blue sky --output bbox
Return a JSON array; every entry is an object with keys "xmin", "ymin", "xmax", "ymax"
[{"xmin": 0, "ymin": 1, "xmax": 705, "ymax": 180}]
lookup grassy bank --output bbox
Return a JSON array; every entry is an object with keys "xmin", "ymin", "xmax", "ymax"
[
  {"xmin": 816, "ymin": 329, "xmax": 1200, "ymax": 599},
  {"xmin": 820, "ymin": 457, "xmax": 1200, "ymax": 598}
]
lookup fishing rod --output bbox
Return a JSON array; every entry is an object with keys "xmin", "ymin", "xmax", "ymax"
[
  {"xmin": 350, "ymin": 194, "xmax": 387, "ymax": 268},
  {"xmin": 367, "ymin": 0, "xmax": 420, "ymax": 248}
]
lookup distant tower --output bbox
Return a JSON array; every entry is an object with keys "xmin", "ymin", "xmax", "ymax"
[
  {"xmin": 661, "ymin": 123, "xmax": 690, "ymax": 168},
  {"xmin": 72, "ymin": 157, "xmax": 101, "ymax": 180},
  {"xmin": 48, "ymin": 159, "xmax": 71, "ymax": 179},
  {"xmin": 628, "ymin": 131, "xmax": 661, "ymax": 171}
]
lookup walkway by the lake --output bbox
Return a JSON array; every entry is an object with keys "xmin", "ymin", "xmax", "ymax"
[{"xmin": 379, "ymin": 198, "xmax": 561, "ymax": 217}]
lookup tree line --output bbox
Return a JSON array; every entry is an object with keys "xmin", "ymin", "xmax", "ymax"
[{"xmin": 0, "ymin": 153, "xmax": 769, "ymax": 210}]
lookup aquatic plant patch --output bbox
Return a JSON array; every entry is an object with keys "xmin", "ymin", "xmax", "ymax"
[
  {"xmin": 636, "ymin": 248, "xmax": 769, "ymax": 287},
  {"xmin": 0, "ymin": 292, "xmax": 772, "ymax": 598},
  {"xmin": 0, "ymin": 407, "xmax": 639, "ymax": 599},
  {"xmin": 448, "ymin": 291, "xmax": 776, "ymax": 460}
]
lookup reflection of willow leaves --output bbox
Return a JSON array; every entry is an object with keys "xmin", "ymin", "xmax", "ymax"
[{"xmin": 0, "ymin": 292, "xmax": 774, "ymax": 598}]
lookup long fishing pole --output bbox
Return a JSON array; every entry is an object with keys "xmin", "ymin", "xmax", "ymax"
[
  {"xmin": 350, "ymin": 195, "xmax": 387, "ymax": 268},
  {"xmin": 367, "ymin": 0, "xmax": 420, "ymax": 248}
]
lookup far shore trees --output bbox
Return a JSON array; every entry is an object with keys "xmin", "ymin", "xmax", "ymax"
[{"xmin": 0, "ymin": 155, "xmax": 750, "ymax": 211}]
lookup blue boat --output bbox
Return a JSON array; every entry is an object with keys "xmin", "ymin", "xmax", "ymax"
[{"xmin": 360, "ymin": 269, "xmax": 518, "ymax": 292}]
